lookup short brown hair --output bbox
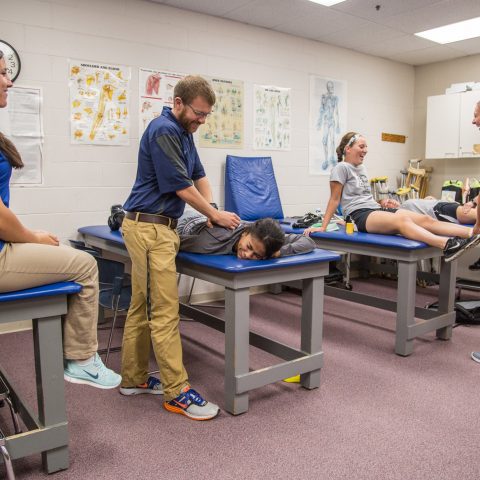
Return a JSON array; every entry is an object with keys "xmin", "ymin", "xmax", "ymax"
[{"xmin": 174, "ymin": 75, "xmax": 216, "ymax": 106}]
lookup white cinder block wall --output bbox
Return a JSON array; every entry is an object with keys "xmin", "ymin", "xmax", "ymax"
[{"xmin": 3, "ymin": 0, "xmax": 414, "ymax": 299}]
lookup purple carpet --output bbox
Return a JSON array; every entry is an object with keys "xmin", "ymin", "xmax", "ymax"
[{"xmin": 1, "ymin": 278, "xmax": 480, "ymax": 479}]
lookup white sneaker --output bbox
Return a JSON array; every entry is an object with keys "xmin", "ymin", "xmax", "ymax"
[{"xmin": 64, "ymin": 353, "xmax": 121, "ymax": 389}]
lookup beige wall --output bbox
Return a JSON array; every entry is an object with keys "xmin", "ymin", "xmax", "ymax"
[{"xmin": 414, "ymin": 54, "xmax": 480, "ymax": 195}]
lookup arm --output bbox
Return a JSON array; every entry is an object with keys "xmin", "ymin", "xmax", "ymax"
[
  {"xmin": 0, "ymin": 198, "xmax": 59, "ymax": 245},
  {"xmin": 176, "ymin": 185, "xmax": 240, "ymax": 229},
  {"xmin": 277, "ymin": 233, "xmax": 316, "ymax": 257},
  {"xmin": 474, "ymin": 194, "xmax": 480, "ymax": 235},
  {"xmin": 193, "ymin": 176, "xmax": 213, "ymax": 203},
  {"xmin": 304, "ymin": 181, "xmax": 343, "ymax": 236}
]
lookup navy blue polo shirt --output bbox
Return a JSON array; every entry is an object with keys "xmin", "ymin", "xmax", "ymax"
[
  {"xmin": 0, "ymin": 151, "xmax": 12, "ymax": 252},
  {"xmin": 124, "ymin": 107, "xmax": 206, "ymax": 219}
]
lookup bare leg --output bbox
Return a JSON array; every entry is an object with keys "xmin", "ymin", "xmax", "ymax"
[
  {"xmin": 365, "ymin": 211, "xmax": 449, "ymax": 249},
  {"xmin": 456, "ymin": 208, "xmax": 476, "ymax": 225},
  {"xmin": 393, "ymin": 210, "xmax": 472, "ymax": 238}
]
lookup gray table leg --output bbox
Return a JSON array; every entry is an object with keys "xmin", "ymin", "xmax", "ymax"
[
  {"xmin": 395, "ymin": 260, "xmax": 417, "ymax": 356},
  {"xmin": 33, "ymin": 315, "xmax": 69, "ymax": 473},
  {"xmin": 224, "ymin": 287, "xmax": 249, "ymax": 415},
  {"xmin": 300, "ymin": 276, "xmax": 323, "ymax": 390},
  {"xmin": 436, "ymin": 259, "xmax": 456, "ymax": 340}
]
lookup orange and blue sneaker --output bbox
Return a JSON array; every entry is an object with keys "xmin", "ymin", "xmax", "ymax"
[
  {"xmin": 119, "ymin": 376, "xmax": 163, "ymax": 396},
  {"xmin": 163, "ymin": 386, "xmax": 219, "ymax": 421}
]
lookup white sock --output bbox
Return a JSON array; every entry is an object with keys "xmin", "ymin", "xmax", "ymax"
[{"xmin": 73, "ymin": 355, "xmax": 95, "ymax": 366}]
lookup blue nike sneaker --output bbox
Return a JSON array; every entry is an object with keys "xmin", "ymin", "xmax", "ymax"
[{"xmin": 64, "ymin": 353, "xmax": 122, "ymax": 389}]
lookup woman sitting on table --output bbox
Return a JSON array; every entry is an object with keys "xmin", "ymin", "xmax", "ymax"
[
  {"xmin": 0, "ymin": 50, "xmax": 121, "ymax": 389},
  {"xmin": 303, "ymin": 131, "xmax": 480, "ymax": 262},
  {"xmin": 178, "ymin": 211, "xmax": 315, "ymax": 259}
]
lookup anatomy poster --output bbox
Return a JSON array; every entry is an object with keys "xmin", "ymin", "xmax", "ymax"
[
  {"xmin": 309, "ymin": 75, "xmax": 347, "ymax": 175},
  {"xmin": 69, "ymin": 60, "xmax": 131, "ymax": 145},
  {"xmin": 199, "ymin": 77, "xmax": 243, "ymax": 149},
  {"xmin": 253, "ymin": 85, "xmax": 291, "ymax": 150},
  {"xmin": 139, "ymin": 68, "xmax": 185, "ymax": 136}
]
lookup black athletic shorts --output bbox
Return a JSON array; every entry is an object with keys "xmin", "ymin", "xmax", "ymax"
[
  {"xmin": 433, "ymin": 201, "xmax": 459, "ymax": 223},
  {"xmin": 350, "ymin": 208, "xmax": 398, "ymax": 233}
]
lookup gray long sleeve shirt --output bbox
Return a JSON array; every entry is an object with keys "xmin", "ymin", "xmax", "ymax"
[{"xmin": 179, "ymin": 221, "xmax": 315, "ymax": 257}]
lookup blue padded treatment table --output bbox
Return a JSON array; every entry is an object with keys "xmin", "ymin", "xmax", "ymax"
[
  {"xmin": 79, "ymin": 225, "xmax": 339, "ymax": 415},
  {"xmin": 0, "ymin": 281, "xmax": 81, "ymax": 474},
  {"xmin": 282, "ymin": 223, "xmax": 457, "ymax": 356}
]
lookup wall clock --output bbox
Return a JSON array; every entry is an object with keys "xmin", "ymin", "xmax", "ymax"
[{"xmin": 0, "ymin": 40, "xmax": 21, "ymax": 82}]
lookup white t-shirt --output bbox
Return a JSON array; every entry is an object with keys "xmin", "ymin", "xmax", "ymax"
[{"xmin": 330, "ymin": 162, "xmax": 379, "ymax": 216}]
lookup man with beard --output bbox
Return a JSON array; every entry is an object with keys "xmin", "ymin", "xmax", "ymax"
[{"xmin": 120, "ymin": 76, "xmax": 240, "ymax": 421}]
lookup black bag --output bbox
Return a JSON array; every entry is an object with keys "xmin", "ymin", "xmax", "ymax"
[
  {"xmin": 292, "ymin": 212, "xmax": 323, "ymax": 229},
  {"xmin": 455, "ymin": 301, "xmax": 480, "ymax": 324},
  {"xmin": 108, "ymin": 204, "xmax": 125, "ymax": 231}
]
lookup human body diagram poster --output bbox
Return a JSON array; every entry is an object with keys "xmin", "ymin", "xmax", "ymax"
[
  {"xmin": 309, "ymin": 75, "xmax": 347, "ymax": 175},
  {"xmin": 139, "ymin": 68, "xmax": 185, "ymax": 136},
  {"xmin": 69, "ymin": 60, "xmax": 131, "ymax": 145},
  {"xmin": 253, "ymin": 85, "xmax": 291, "ymax": 150},
  {"xmin": 199, "ymin": 77, "xmax": 244, "ymax": 149}
]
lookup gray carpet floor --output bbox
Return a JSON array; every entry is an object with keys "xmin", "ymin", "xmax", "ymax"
[{"xmin": 1, "ymin": 277, "xmax": 480, "ymax": 480}]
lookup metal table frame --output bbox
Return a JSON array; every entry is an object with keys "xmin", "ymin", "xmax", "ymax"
[
  {"xmin": 311, "ymin": 237, "xmax": 457, "ymax": 356},
  {"xmin": 0, "ymin": 294, "xmax": 69, "ymax": 474},
  {"xmin": 81, "ymin": 231, "xmax": 331, "ymax": 415}
]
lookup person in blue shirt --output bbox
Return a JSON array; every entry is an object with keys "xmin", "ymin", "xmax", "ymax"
[
  {"xmin": 0, "ymin": 50, "xmax": 121, "ymax": 389},
  {"xmin": 119, "ymin": 75, "xmax": 240, "ymax": 421}
]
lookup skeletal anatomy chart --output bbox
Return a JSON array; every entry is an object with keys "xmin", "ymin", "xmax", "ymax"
[
  {"xmin": 199, "ymin": 77, "xmax": 244, "ymax": 149},
  {"xmin": 139, "ymin": 68, "xmax": 185, "ymax": 136},
  {"xmin": 69, "ymin": 60, "xmax": 131, "ymax": 145}
]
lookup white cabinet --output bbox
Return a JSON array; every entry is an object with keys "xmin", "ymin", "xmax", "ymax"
[
  {"xmin": 459, "ymin": 91, "xmax": 480, "ymax": 158},
  {"xmin": 425, "ymin": 91, "xmax": 480, "ymax": 159},
  {"xmin": 425, "ymin": 94, "xmax": 460, "ymax": 159}
]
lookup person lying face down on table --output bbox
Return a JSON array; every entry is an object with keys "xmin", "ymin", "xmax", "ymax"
[
  {"xmin": 178, "ymin": 212, "xmax": 316, "ymax": 258},
  {"xmin": 303, "ymin": 131, "xmax": 480, "ymax": 263}
]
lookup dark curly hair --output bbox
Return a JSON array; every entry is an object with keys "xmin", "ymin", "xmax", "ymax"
[{"xmin": 245, "ymin": 218, "xmax": 285, "ymax": 259}]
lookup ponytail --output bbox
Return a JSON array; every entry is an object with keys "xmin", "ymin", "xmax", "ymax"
[{"xmin": 0, "ymin": 132, "xmax": 23, "ymax": 169}]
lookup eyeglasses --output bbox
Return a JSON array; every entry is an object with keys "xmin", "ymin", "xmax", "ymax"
[{"xmin": 186, "ymin": 103, "xmax": 211, "ymax": 119}]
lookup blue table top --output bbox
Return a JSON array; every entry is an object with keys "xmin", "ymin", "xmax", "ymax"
[
  {"xmin": 0, "ymin": 281, "xmax": 82, "ymax": 302},
  {"xmin": 281, "ymin": 223, "xmax": 428, "ymax": 250},
  {"xmin": 79, "ymin": 225, "xmax": 340, "ymax": 273}
]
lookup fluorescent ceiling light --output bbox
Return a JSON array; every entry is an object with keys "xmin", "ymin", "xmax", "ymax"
[
  {"xmin": 415, "ymin": 16, "xmax": 480, "ymax": 44},
  {"xmin": 307, "ymin": 0, "xmax": 347, "ymax": 6}
]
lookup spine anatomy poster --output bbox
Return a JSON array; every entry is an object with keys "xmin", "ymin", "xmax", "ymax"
[
  {"xmin": 139, "ymin": 68, "xmax": 185, "ymax": 136},
  {"xmin": 69, "ymin": 60, "xmax": 131, "ymax": 145},
  {"xmin": 253, "ymin": 85, "xmax": 291, "ymax": 150},
  {"xmin": 199, "ymin": 77, "xmax": 244, "ymax": 149}
]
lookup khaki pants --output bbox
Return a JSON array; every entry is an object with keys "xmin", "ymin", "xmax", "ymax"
[
  {"xmin": 0, "ymin": 242, "xmax": 99, "ymax": 359},
  {"xmin": 120, "ymin": 217, "xmax": 188, "ymax": 401}
]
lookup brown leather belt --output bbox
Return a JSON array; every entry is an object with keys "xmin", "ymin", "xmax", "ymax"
[{"xmin": 125, "ymin": 211, "xmax": 177, "ymax": 229}]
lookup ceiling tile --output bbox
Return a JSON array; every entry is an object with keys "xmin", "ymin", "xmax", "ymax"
[{"xmin": 390, "ymin": 45, "xmax": 465, "ymax": 65}]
